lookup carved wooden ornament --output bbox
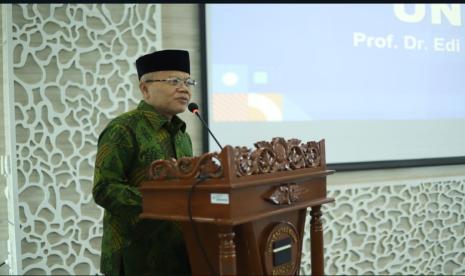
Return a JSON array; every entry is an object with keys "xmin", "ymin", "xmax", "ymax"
[
  {"xmin": 234, "ymin": 137, "xmax": 321, "ymax": 177},
  {"xmin": 263, "ymin": 183, "xmax": 308, "ymax": 205},
  {"xmin": 148, "ymin": 152, "xmax": 223, "ymax": 180},
  {"xmin": 147, "ymin": 137, "xmax": 322, "ymax": 180}
]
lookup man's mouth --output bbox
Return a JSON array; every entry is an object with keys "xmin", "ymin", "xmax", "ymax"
[{"xmin": 176, "ymin": 97, "xmax": 189, "ymax": 104}]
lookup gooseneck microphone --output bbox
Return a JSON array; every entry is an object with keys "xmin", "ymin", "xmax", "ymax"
[
  {"xmin": 187, "ymin": 102, "xmax": 222, "ymax": 276},
  {"xmin": 188, "ymin": 102, "xmax": 223, "ymax": 151}
]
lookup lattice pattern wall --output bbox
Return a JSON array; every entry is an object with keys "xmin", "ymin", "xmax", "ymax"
[
  {"xmin": 300, "ymin": 178, "xmax": 465, "ymax": 275},
  {"xmin": 11, "ymin": 4, "xmax": 161, "ymax": 274}
]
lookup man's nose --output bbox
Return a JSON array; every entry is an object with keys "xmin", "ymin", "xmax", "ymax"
[
  {"xmin": 176, "ymin": 83, "xmax": 190, "ymax": 92},
  {"xmin": 176, "ymin": 88, "xmax": 191, "ymax": 98}
]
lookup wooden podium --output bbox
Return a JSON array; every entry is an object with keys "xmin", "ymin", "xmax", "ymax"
[{"xmin": 139, "ymin": 138, "xmax": 334, "ymax": 275}]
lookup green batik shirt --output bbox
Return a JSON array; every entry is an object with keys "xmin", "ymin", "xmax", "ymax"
[{"xmin": 93, "ymin": 100, "xmax": 193, "ymax": 276}]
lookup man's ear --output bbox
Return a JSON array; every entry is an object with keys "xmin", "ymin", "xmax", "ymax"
[{"xmin": 139, "ymin": 81, "xmax": 148, "ymax": 99}]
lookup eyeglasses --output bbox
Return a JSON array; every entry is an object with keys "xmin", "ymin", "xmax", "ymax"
[{"xmin": 145, "ymin": 77, "xmax": 197, "ymax": 88}]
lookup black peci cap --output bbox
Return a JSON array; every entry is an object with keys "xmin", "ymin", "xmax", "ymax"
[{"xmin": 136, "ymin": 49, "xmax": 190, "ymax": 80}]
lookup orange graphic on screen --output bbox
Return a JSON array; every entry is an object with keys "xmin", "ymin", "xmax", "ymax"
[{"xmin": 212, "ymin": 93, "xmax": 283, "ymax": 122}]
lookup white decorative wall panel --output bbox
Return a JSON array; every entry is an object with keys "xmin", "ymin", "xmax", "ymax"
[
  {"xmin": 11, "ymin": 4, "xmax": 161, "ymax": 274},
  {"xmin": 300, "ymin": 178, "xmax": 465, "ymax": 275}
]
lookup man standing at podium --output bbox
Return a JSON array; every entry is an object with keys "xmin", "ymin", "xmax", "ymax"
[{"xmin": 92, "ymin": 49, "xmax": 194, "ymax": 275}]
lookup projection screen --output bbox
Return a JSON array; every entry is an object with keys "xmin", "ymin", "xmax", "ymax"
[{"xmin": 203, "ymin": 4, "xmax": 465, "ymax": 167}]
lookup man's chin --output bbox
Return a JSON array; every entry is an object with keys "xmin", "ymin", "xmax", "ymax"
[{"xmin": 175, "ymin": 106, "xmax": 187, "ymax": 114}]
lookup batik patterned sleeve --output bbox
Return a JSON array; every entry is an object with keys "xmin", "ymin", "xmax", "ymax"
[{"xmin": 92, "ymin": 124, "xmax": 142, "ymax": 216}]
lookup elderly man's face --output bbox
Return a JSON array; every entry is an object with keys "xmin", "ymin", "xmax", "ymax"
[{"xmin": 139, "ymin": 70, "xmax": 192, "ymax": 119}]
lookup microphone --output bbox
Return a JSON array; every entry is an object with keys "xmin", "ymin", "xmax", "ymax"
[{"xmin": 188, "ymin": 102, "xmax": 223, "ymax": 151}]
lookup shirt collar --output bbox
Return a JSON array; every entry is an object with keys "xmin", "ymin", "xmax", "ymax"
[{"xmin": 137, "ymin": 100, "xmax": 187, "ymax": 133}]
